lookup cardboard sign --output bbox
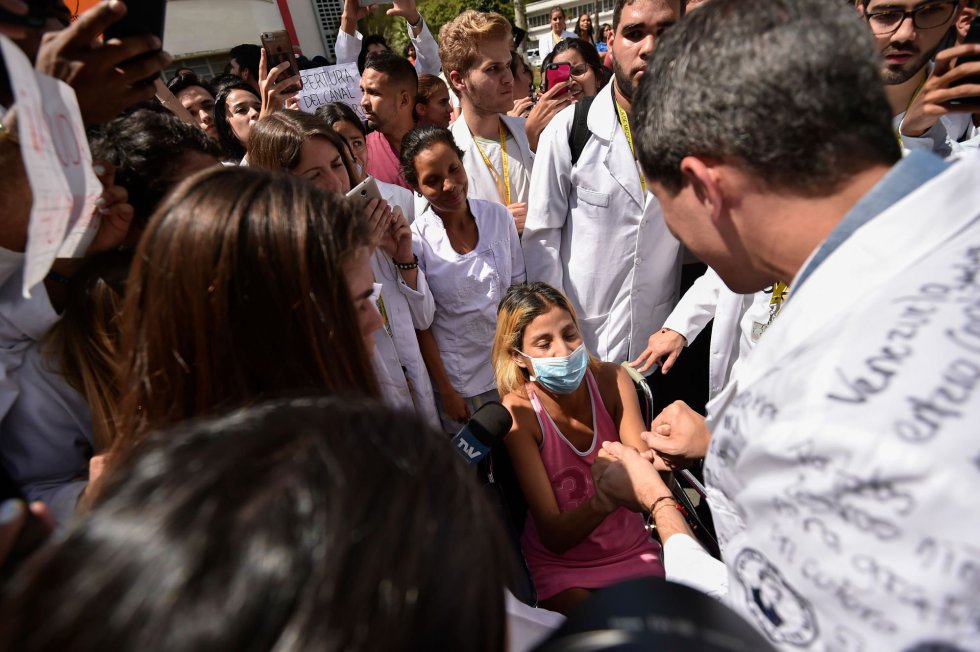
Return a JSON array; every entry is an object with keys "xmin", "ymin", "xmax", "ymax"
[
  {"xmin": 297, "ymin": 63, "xmax": 366, "ymax": 121},
  {"xmin": 0, "ymin": 36, "xmax": 102, "ymax": 296}
]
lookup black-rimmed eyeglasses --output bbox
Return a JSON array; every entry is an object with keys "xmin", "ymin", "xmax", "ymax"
[{"xmin": 863, "ymin": 1, "xmax": 958, "ymax": 36}]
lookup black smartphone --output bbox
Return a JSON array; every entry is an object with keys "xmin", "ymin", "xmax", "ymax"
[
  {"xmin": 950, "ymin": 17, "xmax": 980, "ymax": 106},
  {"xmin": 103, "ymin": 0, "xmax": 167, "ymax": 42},
  {"xmin": 260, "ymin": 29, "xmax": 302, "ymax": 88},
  {"xmin": 0, "ymin": 0, "xmax": 45, "ymax": 29}
]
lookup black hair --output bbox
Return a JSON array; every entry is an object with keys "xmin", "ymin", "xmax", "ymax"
[
  {"xmin": 209, "ymin": 73, "xmax": 247, "ymax": 97},
  {"xmin": 399, "ymin": 126, "xmax": 464, "ymax": 188},
  {"xmin": 356, "ymin": 34, "xmax": 391, "ymax": 73},
  {"xmin": 613, "ymin": 0, "xmax": 685, "ymax": 30},
  {"xmin": 87, "ymin": 109, "xmax": 221, "ymax": 225},
  {"xmin": 0, "ymin": 397, "xmax": 512, "ymax": 652},
  {"xmin": 166, "ymin": 73, "xmax": 215, "ymax": 99},
  {"xmin": 315, "ymin": 102, "xmax": 366, "ymax": 136},
  {"xmin": 362, "ymin": 49, "xmax": 419, "ymax": 92},
  {"xmin": 228, "ymin": 43, "xmax": 262, "ymax": 79},
  {"xmin": 213, "ymin": 81, "xmax": 261, "ymax": 161}
]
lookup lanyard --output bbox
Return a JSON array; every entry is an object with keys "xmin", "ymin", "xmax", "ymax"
[
  {"xmin": 895, "ymin": 73, "xmax": 927, "ymax": 148},
  {"xmin": 471, "ymin": 121, "xmax": 512, "ymax": 205},
  {"xmin": 615, "ymin": 100, "xmax": 646, "ymax": 194}
]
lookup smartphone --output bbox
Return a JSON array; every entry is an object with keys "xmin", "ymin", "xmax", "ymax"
[
  {"xmin": 543, "ymin": 62, "xmax": 571, "ymax": 93},
  {"xmin": 347, "ymin": 176, "xmax": 383, "ymax": 202},
  {"xmin": 950, "ymin": 17, "xmax": 980, "ymax": 107},
  {"xmin": 0, "ymin": 467, "xmax": 50, "ymax": 581},
  {"xmin": 260, "ymin": 30, "xmax": 302, "ymax": 89},
  {"xmin": 0, "ymin": 0, "xmax": 45, "ymax": 29},
  {"xmin": 103, "ymin": 0, "xmax": 167, "ymax": 41}
]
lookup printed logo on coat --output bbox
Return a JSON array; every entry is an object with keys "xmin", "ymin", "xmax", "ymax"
[{"xmin": 735, "ymin": 548, "xmax": 818, "ymax": 647}]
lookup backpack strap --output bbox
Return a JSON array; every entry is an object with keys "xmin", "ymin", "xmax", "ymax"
[{"xmin": 567, "ymin": 95, "xmax": 595, "ymax": 167}]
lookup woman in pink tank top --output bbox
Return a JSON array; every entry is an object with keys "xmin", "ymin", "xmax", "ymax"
[{"xmin": 491, "ymin": 283, "xmax": 665, "ymax": 615}]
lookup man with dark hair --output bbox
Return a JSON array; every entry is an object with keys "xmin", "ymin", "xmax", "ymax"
[
  {"xmin": 855, "ymin": 0, "xmax": 979, "ymax": 153},
  {"xmin": 523, "ymin": 0, "xmax": 685, "ymax": 364},
  {"xmin": 597, "ymin": 0, "xmax": 980, "ymax": 648},
  {"xmin": 167, "ymin": 75, "xmax": 218, "ymax": 141},
  {"xmin": 226, "ymin": 43, "xmax": 262, "ymax": 93},
  {"xmin": 359, "ymin": 51, "xmax": 419, "ymax": 189},
  {"xmin": 89, "ymin": 109, "xmax": 222, "ymax": 229}
]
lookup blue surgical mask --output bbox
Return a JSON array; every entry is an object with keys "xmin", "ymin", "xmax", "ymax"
[{"xmin": 519, "ymin": 344, "xmax": 589, "ymax": 394}]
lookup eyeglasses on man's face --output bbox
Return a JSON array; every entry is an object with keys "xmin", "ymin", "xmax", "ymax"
[{"xmin": 863, "ymin": 1, "xmax": 958, "ymax": 36}]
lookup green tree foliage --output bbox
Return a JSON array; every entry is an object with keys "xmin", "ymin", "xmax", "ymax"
[{"xmin": 416, "ymin": 0, "xmax": 515, "ymax": 39}]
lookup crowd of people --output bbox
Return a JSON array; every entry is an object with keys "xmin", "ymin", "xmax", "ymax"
[{"xmin": 0, "ymin": 0, "xmax": 978, "ymax": 649}]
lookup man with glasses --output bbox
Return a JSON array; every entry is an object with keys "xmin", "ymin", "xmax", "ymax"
[{"xmin": 857, "ymin": 0, "xmax": 980, "ymax": 153}]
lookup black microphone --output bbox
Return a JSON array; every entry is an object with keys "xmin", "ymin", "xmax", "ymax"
[{"xmin": 451, "ymin": 402, "xmax": 512, "ymax": 465}]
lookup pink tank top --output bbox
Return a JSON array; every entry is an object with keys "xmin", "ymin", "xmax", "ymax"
[{"xmin": 520, "ymin": 371, "xmax": 665, "ymax": 601}]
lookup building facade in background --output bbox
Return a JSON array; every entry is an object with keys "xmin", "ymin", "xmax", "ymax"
[{"xmin": 525, "ymin": 0, "xmax": 613, "ymax": 63}]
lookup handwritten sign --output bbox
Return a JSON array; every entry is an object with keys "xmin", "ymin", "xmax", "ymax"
[
  {"xmin": 0, "ymin": 36, "xmax": 102, "ymax": 297},
  {"xmin": 296, "ymin": 63, "xmax": 366, "ymax": 121}
]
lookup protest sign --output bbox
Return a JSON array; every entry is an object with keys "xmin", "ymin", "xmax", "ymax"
[
  {"xmin": 0, "ymin": 36, "xmax": 102, "ymax": 297},
  {"xmin": 297, "ymin": 63, "xmax": 366, "ymax": 121}
]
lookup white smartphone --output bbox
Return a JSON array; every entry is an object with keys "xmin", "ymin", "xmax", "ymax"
[{"xmin": 346, "ymin": 176, "xmax": 383, "ymax": 202}]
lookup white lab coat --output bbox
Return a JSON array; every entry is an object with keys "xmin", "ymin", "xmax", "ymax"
[
  {"xmin": 412, "ymin": 199, "xmax": 526, "ymax": 398},
  {"xmin": 703, "ymin": 152, "xmax": 980, "ymax": 650},
  {"xmin": 369, "ymin": 248, "xmax": 440, "ymax": 430},
  {"xmin": 522, "ymin": 83, "xmax": 683, "ymax": 364},
  {"xmin": 537, "ymin": 30, "xmax": 577, "ymax": 61},
  {"xmin": 334, "ymin": 17, "xmax": 442, "ymax": 75},
  {"xmin": 896, "ymin": 111, "xmax": 977, "ymax": 156},
  {"xmin": 449, "ymin": 113, "xmax": 534, "ymax": 206},
  {"xmin": 662, "ymin": 268, "xmax": 770, "ymax": 399}
]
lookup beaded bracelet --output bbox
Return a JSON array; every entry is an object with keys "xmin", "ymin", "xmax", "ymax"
[{"xmin": 393, "ymin": 254, "xmax": 419, "ymax": 270}]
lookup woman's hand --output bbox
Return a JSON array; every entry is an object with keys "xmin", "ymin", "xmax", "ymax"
[
  {"xmin": 381, "ymin": 207, "xmax": 413, "ymax": 263},
  {"xmin": 364, "ymin": 198, "xmax": 394, "ymax": 251},
  {"xmin": 258, "ymin": 48, "xmax": 301, "ymax": 120},
  {"xmin": 526, "ymin": 81, "xmax": 575, "ymax": 152},
  {"xmin": 441, "ymin": 389, "xmax": 470, "ymax": 423}
]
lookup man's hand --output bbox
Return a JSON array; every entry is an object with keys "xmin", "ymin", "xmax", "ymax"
[
  {"xmin": 35, "ymin": 0, "xmax": 172, "ymax": 126},
  {"xmin": 595, "ymin": 442, "xmax": 671, "ymax": 512},
  {"xmin": 526, "ymin": 81, "xmax": 575, "ymax": 152},
  {"xmin": 643, "ymin": 400, "xmax": 711, "ymax": 468},
  {"xmin": 258, "ymin": 48, "xmax": 302, "ymax": 120},
  {"xmin": 901, "ymin": 43, "xmax": 980, "ymax": 138},
  {"xmin": 387, "ymin": 0, "xmax": 422, "ymax": 29},
  {"xmin": 630, "ymin": 327, "xmax": 686, "ymax": 374}
]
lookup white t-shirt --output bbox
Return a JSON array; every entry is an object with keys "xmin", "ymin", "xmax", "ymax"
[{"xmin": 471, "ymin": 134, "xmax": 531, "ymax": 206}]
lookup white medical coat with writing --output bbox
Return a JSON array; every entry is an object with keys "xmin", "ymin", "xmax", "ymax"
[
  {"xmin": 523, "ymin": 83, "xmax": 682, "ymax": 363},
  {"xmin": 703, "ymin": 153, "xmax": 980, "ymax": 650}
]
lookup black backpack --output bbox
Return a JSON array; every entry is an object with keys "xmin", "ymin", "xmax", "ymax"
[{"xmin": 567, "ymin": 95, "xmax": 595, "ymax": 167}]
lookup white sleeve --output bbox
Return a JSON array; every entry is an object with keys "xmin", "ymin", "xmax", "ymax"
[
  {"xmin": 900, "ymin": 114, "xmax": 974, "ymax": 158},
  {"xmin": 397, "ymin": 267, "xmax": 434, "ymax": 330},
  {"xmin": 409, "ymin": 16, "xmax": 442, "ymax": 75},
  {"xmin": 335, "ymin": 29, "xmax": 362, "ymax": 66},
  {"xmin": 522, "ymin": 110, "xmax": 573, "ymax": 293},
  {"xmin": 661, "ymin": 267, "xmax": 725, "ymax": 344},
  {"xmin": 663, "ymin": 534, "xmax": 729, "ymax": 600},
  {"xmin": 0, "ymin": 272, "xmax": 58, "ymax": 420}
]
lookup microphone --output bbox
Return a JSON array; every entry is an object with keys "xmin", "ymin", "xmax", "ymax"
[{"xmin": 451, "ymin": 402, "xmax": 512, "ymax": 465}]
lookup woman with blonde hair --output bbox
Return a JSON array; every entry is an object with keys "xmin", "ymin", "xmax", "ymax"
[{"xmin": 492, "ymin": 282, "xmax": 665, "ymax": 615}]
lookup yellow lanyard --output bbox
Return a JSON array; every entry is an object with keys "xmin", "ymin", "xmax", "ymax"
[
  {"xmin": 896, "ymin": 73, "xmax": 927, "ymax": 148},
  {"xmin": 767, "ymin": 281, "xmax": 790, "ymax": 326},
  {"xmin": 471, "ymin": 121, "xmax": 511, "ymax": 205},
  {"xmin": 615, "ymin": 101, "xmax": 646, "ymax": 194}
]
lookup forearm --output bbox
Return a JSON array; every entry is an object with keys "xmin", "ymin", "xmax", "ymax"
[
  {"xmin": 0, "ymin": 116, "xmax": 31, "ymax": 253},
  {"xmin": 416, "ymin": 328, "xmax": 454, "ymax": 394},
  {"xmin": 637, "ymin": 484, "xmax": 694, "ymax": 545},
  {"xmin": 340, "ymin": 5, "xmax": 359, "ymax": 35},
  {"xmin": 537, "ymin": 495, "xmax": 614, "ymax": 554}
]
